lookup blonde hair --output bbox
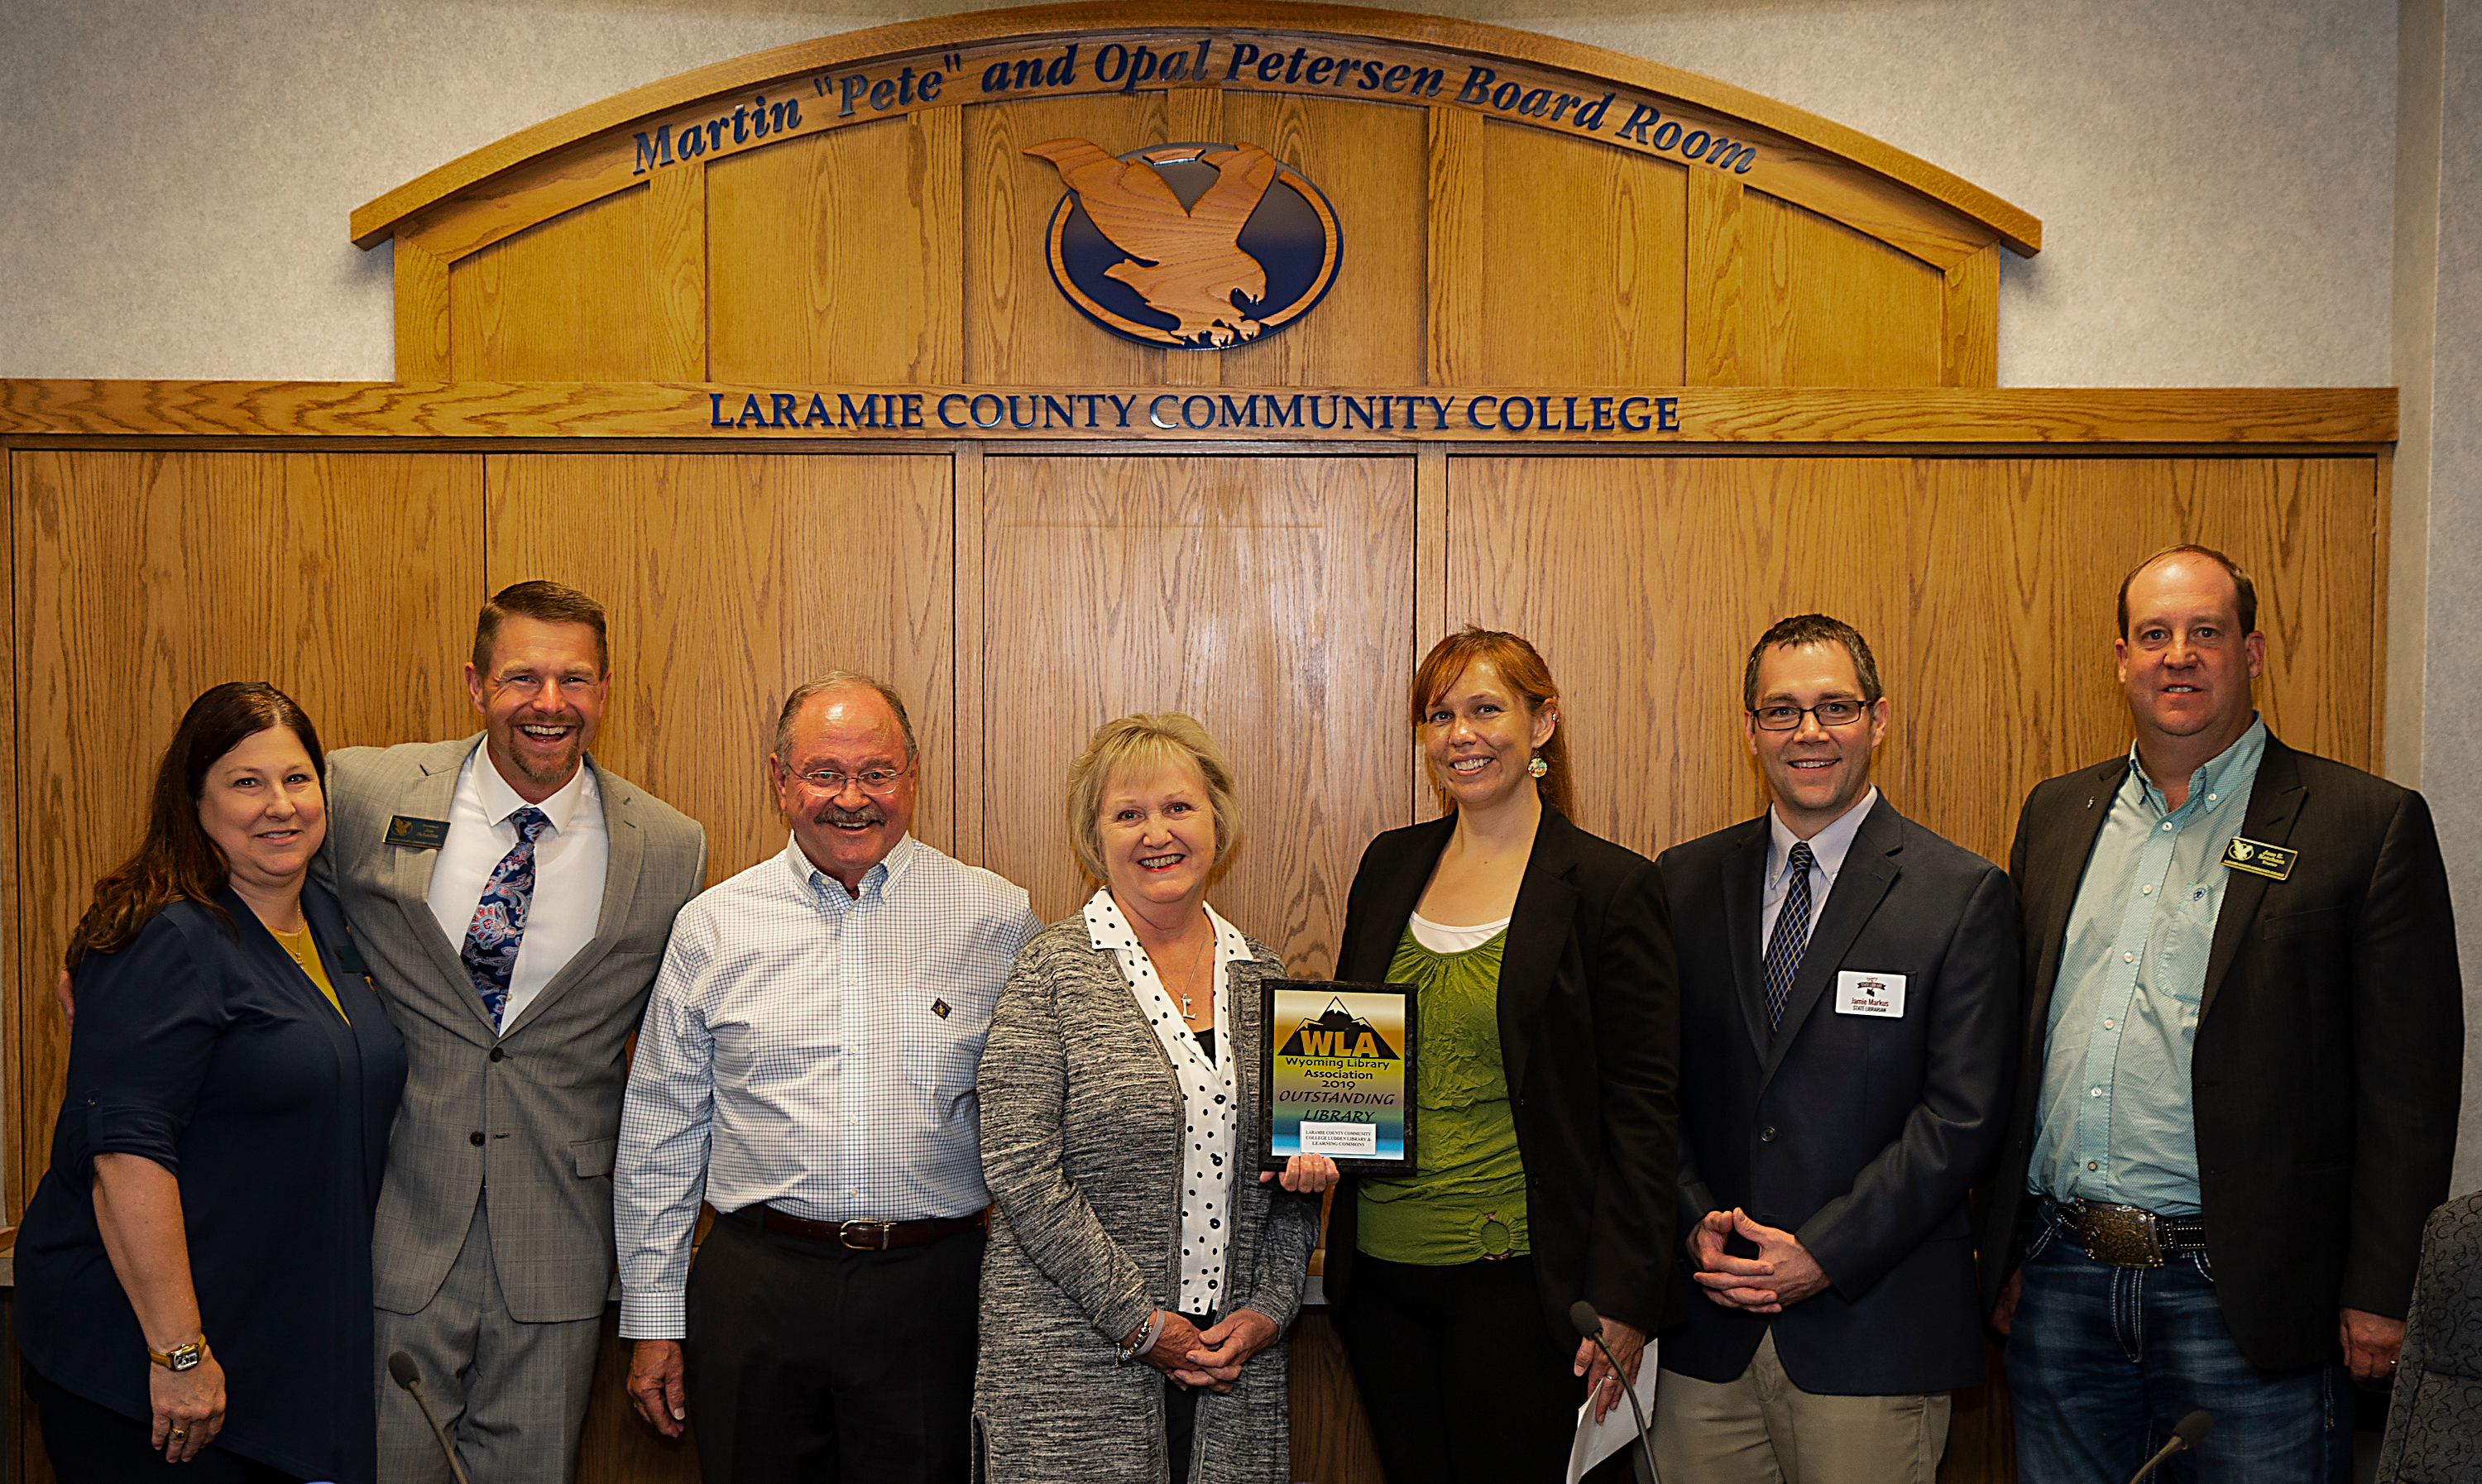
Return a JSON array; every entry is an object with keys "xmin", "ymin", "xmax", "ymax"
[{"xmin": 1065, "ymin": 713, "xmax": 1243, "ymax": 887}]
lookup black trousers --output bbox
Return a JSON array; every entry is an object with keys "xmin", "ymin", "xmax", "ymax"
[
  {"xmin": 1339, "ymin": 1254, "xmax": 1586, "ymax": 1483},
  {"xmin": 684, "ymin": 1211, "xmax": 985, "ymax": 1484},
  {"xmin": 26, "ymin": 1367, "xmax": 303, "ymax": 1484}
]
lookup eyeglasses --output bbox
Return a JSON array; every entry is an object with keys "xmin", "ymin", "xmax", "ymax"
[
  {"xmin": 793, "ymin": 763, "xmax": 913, "ymax": 797},
  {"xmin": 1748, "ymin": 699, "xmax": 1870, "ymax": 731}
]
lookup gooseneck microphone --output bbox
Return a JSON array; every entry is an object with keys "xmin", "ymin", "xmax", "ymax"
[
  {"xmin": 2128, "ymin": 1410, "xmax": 2213, "ymax": 1484},
  {"xmin": 1569, "ymin": 1300, "xmax": 1659, "ymax": 1484},
  {"xmin": 388, "ymin": 1351, "xmax": 475, "ymax": 1484}
]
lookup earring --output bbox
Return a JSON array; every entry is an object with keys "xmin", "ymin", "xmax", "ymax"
[{"xmin": 1527, "ymin": 756, "xmax": 1550, "ymax": 778}]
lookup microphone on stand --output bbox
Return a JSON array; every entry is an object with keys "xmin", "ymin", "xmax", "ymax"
[
  {"xmin": 388, "ymin": 1351, "xmax": 474, "ymax": 1484},
  {"xmin": 1570, "ymin": 1300, "xmax": 1659, "ymax": 1484},
  {"xmin": 2128, "ymin": 1410, "xmax": 2212, "ymax": 1483}
]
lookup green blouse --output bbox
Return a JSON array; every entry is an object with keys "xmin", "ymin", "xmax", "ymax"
[{"xmin": 1356, "ymin": 924, "xmax": 1529, "ymax": 1265}]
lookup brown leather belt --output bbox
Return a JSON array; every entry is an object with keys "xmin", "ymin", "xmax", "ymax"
[{"xmin": 738, "ymin": 1204, "xmax": 989, "ymax": 1251}]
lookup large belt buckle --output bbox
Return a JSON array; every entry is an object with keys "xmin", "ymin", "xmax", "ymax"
[
  {"xmin": 837, "ymin": 1218, "xmax": 893, "ymax": 1251},
  {"xmin": 2075, "ymin": 1200, "xmax": 2165, "ymax": 1268}
]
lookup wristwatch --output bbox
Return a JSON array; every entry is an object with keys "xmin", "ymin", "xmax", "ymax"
[{"xmin": 146, "ymin": 1333, "xmax": 206, "ymax": 1372}]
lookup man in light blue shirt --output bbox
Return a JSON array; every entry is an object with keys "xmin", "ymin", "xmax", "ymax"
[
  {"xmin": 1982, "ymin": 546, "xmax": 2463, "ymax": 1484},
  {"xmin": 615, "ymin": 673, "xmax": 1039, "ymax": 1484}
]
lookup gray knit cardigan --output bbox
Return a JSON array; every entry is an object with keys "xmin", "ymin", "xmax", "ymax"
[{"xmin": 972, "ymin": 913, "xmax": 1320, "ymax": 1484}]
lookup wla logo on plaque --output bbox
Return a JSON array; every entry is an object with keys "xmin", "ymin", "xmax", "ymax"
[
  {"xmin": 1264, "ymin": 988, "xmax": 1411, "ymax": 1167},
  {"xmin": 1027, "ymin": 138, "xmax": 1342, "ymax": 347}
]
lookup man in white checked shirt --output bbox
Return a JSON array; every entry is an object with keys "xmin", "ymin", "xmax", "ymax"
[{"xmin": 615, "ymin": 673, "xmax": 1040, "ymax": 1484}]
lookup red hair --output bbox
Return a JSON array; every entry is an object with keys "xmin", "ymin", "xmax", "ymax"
[{"xmin": 1410, "ymin": 628, "xmax": 1574, "ymax": 818}]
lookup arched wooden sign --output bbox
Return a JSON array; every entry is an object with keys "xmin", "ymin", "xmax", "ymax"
[{"xmin": 352, "ymin": 0, "xmax": 2042, "ymax": 428}]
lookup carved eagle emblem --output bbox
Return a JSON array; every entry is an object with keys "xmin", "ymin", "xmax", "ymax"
[{"xmin": 1024, "ymin": 137, "xmax": 1282, "ymax": 347}]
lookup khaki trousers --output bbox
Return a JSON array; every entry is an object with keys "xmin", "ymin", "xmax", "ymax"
[{"xmin": 1651, "ymin": 1331, "xmax": 1951, "ymax": 1484}]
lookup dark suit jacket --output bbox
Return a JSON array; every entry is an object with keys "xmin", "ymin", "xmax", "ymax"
[
  {"xmin": 1656, "ymin": 795, "xmax": 2017, "ymax": 1395},
  {"xmin": 1320, "ymin": 805, "xmax": 1682, "ymax": 1352},
  {"xmin": 1976, "ymin": 735, "xmax": 2465, "ymax": 1371}
]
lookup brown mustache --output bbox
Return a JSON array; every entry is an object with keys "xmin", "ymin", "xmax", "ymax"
[{"xmin": 813, "ymin": 804, "xmax": 885, "ymax": 827}]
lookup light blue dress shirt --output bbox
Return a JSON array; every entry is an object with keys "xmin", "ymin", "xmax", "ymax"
[
  {"xmin": 2029, "ymin": 716, "xmax": 2268, "ymax": 1215},
  {"xmin": 1760, "ymin": 786, "xmax": 1880, "ymax": 951},
  {"xmin": 614, "ymin": 834, "xmax": 1041, "ymax": 1338}
]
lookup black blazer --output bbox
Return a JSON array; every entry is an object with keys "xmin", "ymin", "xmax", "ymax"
[
  {"xmin": 1321, "ymin": 806, "xmax": 1682, "ymax": 1352},
  {"xmin": 13, "ymin": 885, "xmax": 408, "ymax": 1484},
  {"xmin": 1655, "ymin": 796, "xmax": 2017, "ymax": 1395},
  {"xmin": 1976, "ymin": 735, "xmax": 2464, "ymax": 1371}
]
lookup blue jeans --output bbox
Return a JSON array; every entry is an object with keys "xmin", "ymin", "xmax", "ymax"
[{"xmin": 2005, "ymin": 1200, "xmax": 2350, "ymax": 1484}]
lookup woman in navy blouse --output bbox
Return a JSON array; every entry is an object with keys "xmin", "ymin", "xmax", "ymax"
[{"xmin": 14, "ymin": 682, "xmax": 407, "ymax": 1483}]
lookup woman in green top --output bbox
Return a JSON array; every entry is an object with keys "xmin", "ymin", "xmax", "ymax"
[{"xmin": 1325, "ymin": 628, "xmax": 1681, "ymax": 1482}]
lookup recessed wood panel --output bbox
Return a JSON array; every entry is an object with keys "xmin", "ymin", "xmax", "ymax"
[
  {"xmin": 484, "ymin": 452, "xmax": 956, "ymax": 886},
  {"xmin": 1449, "ymin": 454, "xmax": 2379, "ymax": 869},
  {"xmin": 451, "ymin": 185, "xmax": 653, "ymax": 381},
  {"xmin": 709, "ymin": 111, "xmax": 964, "ymax": 385},
  {"xmin": 1746, "ymin": 189, "xmax": 1945, "ymax": 387},
  {"xmin": 11, "ymin": 450, "xmax": 482, "ymax": 1217},
  {"xmin": 965, "ymin": 93, "xmax": 1172, "ymax": 386},
  {"xmin": 1215, "ymin": 93, "xmax": 1428, "ymax": 387},
  {"xmin": 981, "ymin": 453, "xmax": 1414, "ymax": 973},
  {"xmin": 1478, "ymin": 121, "xmax": 1687, "ymax": 387}
]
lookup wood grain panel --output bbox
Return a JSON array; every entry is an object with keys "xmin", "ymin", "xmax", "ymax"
[
  {"xmin": 1685, "ymin": 170, "xmax": 1747, "ymax": 386},
  {"xmin": 450, "ymin": 185, "xmax": 653, "ymax": 381},
  {"xmin": 1289, "ymin": 1309, "xmax": 1384, "ymax": 1484},
  {"xmin": 1215, "ymin": 93, "xmax": 1428, "ymax": 388},
  {"xmin": 484, "ymin": 452, "xmax": 956, "ymax": 885},
  {"xmin": 648, "ymin": 163, "xmax": 708, "ymax": 381},
  {"xmin": 1453, "ymin": 453, "xmax": 2379, "ymax": 869},
  {"xmin": 1480, "ymin": 122, "xmax": 1687, "ymax": 387},
  {"xmin": 1943, "ymin": 242, "xmax": 1999, "ymax": 389},
  {"xmin": 1425, "ymin": 107, "xmax": 1483, "ymax": 387},
  {"xmin": 12, "ymin": 451, "xmax": 482, "ymax": 1205},
  {"xmin": 1746, "ymin": 189, "xmax": 1944, "ymax": 388},
  {"xmin": 1160, "ymin": 88, "xmax": 1227, "ymax": 392},
  {"xmin": 965, "ymin": 93, "xmax": 1172, "ymax": 386},
  {"xmin": 981, "ymin": 454, "xmax": 1412, "ymax": 973},
  {"xmin": 708, "ymin": 112, "xmax": 962, "ymax": 385},
  {"xmin": 394, "ymin": 235, "xmax": 453, "ymax": 381}
]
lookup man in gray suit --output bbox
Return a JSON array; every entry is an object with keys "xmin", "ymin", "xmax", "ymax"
[{"xmin": 322, "ymin": 581, "xmax": 707, "ymax": 1484}]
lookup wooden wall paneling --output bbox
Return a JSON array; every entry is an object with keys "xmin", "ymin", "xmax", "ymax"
[
  {"xmin": 1685, "ymin": 170, "xmax": 1747, "ymax": 386},
  {"xmin": 1478, "ymin": 122, "xmax": 1687, "ymax": 388},
  {"xmin": 1289, "ymin": 1309, "xmax": 1385, "ymax": 1484},
  {"xmin": 450, "ymin": 184, "xmax": 654, "ymax": 381},
  {"xmin": 1216, "ymin": 93, "xmax": 1429, "ymax": 389},
  {"xmin": 0, "ymin": 452, "xmax": 16, "ymax": 1227},
  {"xmin": 980, "ymin": 453, "xmax": 1414, "ymax": 974},
  {"xmin": 12, "ymin": 450, "xmax": 484, "ymax": 1208},
  {"xmin": 2371, "ymin": 452, "xmax": 2392, "ymax": 766},
  {"xmin": 484, "ymin": 451, "xmax": 957, "ymax": 885},
  {"xmin": 1744, "ymin": 189, "xmax": 1945, "ymax": 389},
  {"xmin": 707, "ymin": 110, "xmax": 964, "ymax": 385},
  {"xmin": 1161, "ymin": 89, "xmax": 1227, "ymax": 390},
  {"xmin": 953, "ymin": 442, "xmax": 987, "ymax": 864},
  {"xmin": 965, "ymin": 94, "xmax": 1173, "ymax": 386},
  {"xmin": 648, "ymin": 161, "xmax": 709, "ymax": 382},
  {"xmin": 1942, "ymin": 242, "xmax": 2000, "ymax": 389},
  {"xmin": 1446, "ymin": 454, "xmax": 1913, "ymax": 861},
  {"xmin": 1425, "ymin": 107, "xmax": 1484, "ymax": 387},
  {"xmin": 1413, "ymin": 443, "xmax": 1449, "ymax": 817},
  {"xmin": 394, "ymin": 235, "xmax": 453, "ymax": 381}
]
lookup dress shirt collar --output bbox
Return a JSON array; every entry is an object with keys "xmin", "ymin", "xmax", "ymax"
[
  {"xmin": 1082, "ymin": 886, "xmax": 1246, "ymax": 963},
  {"xmin": 470, "ymin": 741, "xmax": 595, "ymax": 835},
  {"xmin": 2125, "ymin": 713, "xmax": 2266, "ymax": 822},
  {"xmin": 781, "ymin": 831, "xmax": 921, "ymax": 904},
  {"xmin": 1766, "ymin": 785, "xmax": 1879, "ymax": 888}
]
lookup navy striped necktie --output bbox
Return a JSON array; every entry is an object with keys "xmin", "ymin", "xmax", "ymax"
[{"xmin": 1763, "ymin": 840, "xmax": 1816, "ymax": 1031}]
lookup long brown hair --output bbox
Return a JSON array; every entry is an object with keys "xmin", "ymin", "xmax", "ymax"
[
  {"xmin": 66, "ymin": 682, "xmax": 327, "ymax": 968},
  {"xmin": 1411, "ymin": 628, "xmax": 1575, "ymax": 819}
]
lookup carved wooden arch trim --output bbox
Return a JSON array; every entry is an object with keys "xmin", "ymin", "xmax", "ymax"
[{"xmin": 356, "ymin": 0, "xmax": 2043, "ymax": 390}]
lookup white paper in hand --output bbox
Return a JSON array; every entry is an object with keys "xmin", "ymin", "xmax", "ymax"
[{"xmin": 1566, "ymin": 1338, "xmax": 1659, "ymax": 1483}]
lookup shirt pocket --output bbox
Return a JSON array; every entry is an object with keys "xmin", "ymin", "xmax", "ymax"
[{"xmin": 904, "ymin": 1016, "xmax": 989, "ymax": 1099}]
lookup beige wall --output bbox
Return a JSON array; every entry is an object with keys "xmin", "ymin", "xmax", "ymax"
[{"xmin": 5, "ymin": 0, "xmax": 2479, "ymax": 1190}]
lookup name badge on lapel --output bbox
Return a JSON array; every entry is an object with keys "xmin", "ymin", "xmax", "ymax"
[
  {"xmin": 1835, "ymin": 970, "xmax": 1906, "ymax": 1017},
  {"xmin": 2221, "ymin": 835, "xmax": 2297, "ymax": 881},
  {"xmin": 386, "ymin": 816, "xmax": 451, "ymax": 850}
]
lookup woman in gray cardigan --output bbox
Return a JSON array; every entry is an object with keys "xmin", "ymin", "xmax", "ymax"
[{"xmin": 974, "ymin": 714, "xmax": 1336, "ymax": 1484}]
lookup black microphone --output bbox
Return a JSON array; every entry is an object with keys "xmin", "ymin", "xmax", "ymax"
[
  {"xmin": 2128, "ymin": 1410, "xmax": 2213, "ymax": 1483},
  {"xmin": 1570, "ymin": 1300, "xmax": 1659, "ymax": 1484},
  {"xmin": 388, "ymin": 1351, "xmax": 474, "ymax": 1484}
]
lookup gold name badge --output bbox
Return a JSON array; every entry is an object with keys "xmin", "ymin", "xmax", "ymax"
[{"xmin": 2221, "ymin": 835, "xmax": 2297, "ymax": 881}]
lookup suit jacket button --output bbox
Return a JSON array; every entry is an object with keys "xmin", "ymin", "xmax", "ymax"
[
  {"xmin": 1760, "ymin": 1126, "xmax": 1777, "ymax": 1142},
  {"xmin": 489, "ymin": 1046, "xmax": 505, "ymax": 1062},
  {"xmin": 469, "ymin": 1131, "xmax": 486, "ymax": 1147}
]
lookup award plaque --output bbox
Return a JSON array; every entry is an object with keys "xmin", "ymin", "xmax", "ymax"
[{"xmin": 1258, "ymin": 979, "xmax": 1419, "ymax": 1174}]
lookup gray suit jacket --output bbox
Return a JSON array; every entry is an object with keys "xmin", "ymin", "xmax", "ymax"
[{"xmin": 322, "ymin": 736, "xmax": 707, "ymax": 1323}]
